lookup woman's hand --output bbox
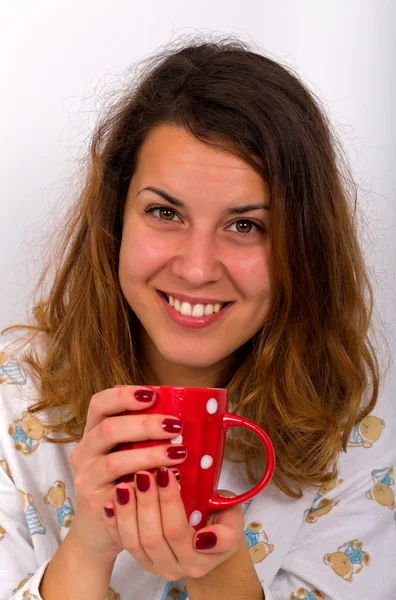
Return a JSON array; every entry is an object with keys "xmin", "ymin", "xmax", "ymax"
[
  {"xmin": 102, "ymin": 467, "xmax": 246, "ymax": 581},
  {"xmin": 68, "ymin": 386, "xmax": 188, "ymax": 565}
]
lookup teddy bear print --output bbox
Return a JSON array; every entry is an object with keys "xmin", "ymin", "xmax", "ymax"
[
  {"xmin": 18, "ymin": 490, "xmax": 46, "ymax": 536},
  {"xmin": 0, "ymin": 524, "xmax": 6, "ymax": 541},
  {"xmin": 168, "ymin": 584, "xmax": 188, "ymax": 599},
  {"xmin": 324, "ymin": 539, "xmax": 370, "ymax": 582},
  {"xmin": 8, "ymin": 411, "xmax": 49, "ymax": 455},
  {"xmin": 12, "ymin": 573, "xmax": 34, "ymax": 594},
  {"xmin": 366, "ymin": 466, "xmax": 394, "ymax": 509},
  {"xmin": 44, "ymin": 481, "xmax": 75, "ymax": 529},
  {"xmin": 304, "ymin": 477, "xmax": 343, "ymax": 523},
  {"xmin": 244, "ymin": 520, "xmax": 274, "ymax": 564},
  {"xmin": 347, "ymin": 415, "xmax": 385, "ymax": 449},
  {"xmin": 0, "ymin": 352, "xmax": 26, "ymax": 385},
  {"xmin": 0, "ymin": 458, "xmax": 14, "ymax": 482},
  {"xmin": 106, "ymin": 587, "xmax": 121, "ymax": 600},
  {"xmin": 289, "ymin": 588, "xmax": 325, "ymax": 600}
]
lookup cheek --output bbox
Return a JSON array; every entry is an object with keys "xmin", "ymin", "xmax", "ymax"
[
  {"xmin": 231, "ymin": 249, "xmax": 274, "ymax": 298},
  {"xmin": 119, "ymin": 226, "xmax": 168, "ymax": 280}
]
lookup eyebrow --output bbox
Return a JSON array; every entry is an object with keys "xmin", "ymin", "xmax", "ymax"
[{"xmin": 137, "ymin": 186, "xmax": 270, "ymax": 215}]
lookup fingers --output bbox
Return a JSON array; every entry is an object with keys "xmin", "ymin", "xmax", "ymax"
[
  {"xmin": 192, "ymin": 520, "xmax": 242, "ymax": 555},
  {"xmin": 86, "ymin": 413, "xmax": 183, "ymax": 455},
  {"xmin": 89, "ymin": 443, "xmax": 187, "ymax": 488},
  {"xmin": 102, "ymin": 471, "xmax": 246, "ymax": 583},
  {"xmin": 112, "ymin": 473, "xmax": 182, "ymax": 578},
  {"xmin": 193, "ymin": 493, "xmax": 245, "ymax": 555},
  {"xmin": 103, "ymin": 484, "xmax": 156, "ymax": 574},
  {"xmin": 85, "ymin": 386, "xmax": 157, "ymax": 433}
]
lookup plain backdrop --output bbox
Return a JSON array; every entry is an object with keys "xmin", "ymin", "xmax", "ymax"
[{"xmin": 1, "ymin": 1, "xmax": 395, "ymax": 396}]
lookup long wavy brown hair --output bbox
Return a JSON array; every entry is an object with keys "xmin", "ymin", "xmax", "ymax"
[{"xmin": 3, "ymin": 34, "xmax": 391, "ymax": 498}]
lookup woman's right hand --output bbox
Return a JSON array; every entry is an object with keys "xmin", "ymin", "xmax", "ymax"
[{"xmin": 68, "ymin": 386, "xmax": 187, "ymax": 565}]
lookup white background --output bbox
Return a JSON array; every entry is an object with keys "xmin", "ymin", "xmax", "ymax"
[{"xmin": 1, "ymin": 1, "xmax": 395, "ymax": 395}]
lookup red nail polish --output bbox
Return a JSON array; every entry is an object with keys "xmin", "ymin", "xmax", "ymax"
[
  {"xmin": 116, "ymin": 487, "xmax": 130, "ymax": 505},
  {"xmin": 157, "ymin": 467, "xmax": 169, "ymax": 488},
  {"xmin": 195, "ymin": 531, "xmax": 217, "ymax": 550},
  {"xmin": 134, "ymin": 389, "xmax": 155, "ymax": 402},
  {"xmin": 136, "ymin": 473, "xmax": 150, "ymax": 492},
  {"xmin": 104, "ymin": 506, "xmax": 114, "ymax": 517},
  {"xmin": 172, "ymin": 469, "xmax": 181, "ymax": 482},
  {"xmin": 166, "ymin": 445, "xmax": 187, "ymax": 460},
  {"xmin": 162, "ymin": 418, "xmax": 183, "ymax": 433}
]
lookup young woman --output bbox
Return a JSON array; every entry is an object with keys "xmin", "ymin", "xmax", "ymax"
[{"xmin": 0, "ymin": 36, "xmax": 394, "ymax": 600}]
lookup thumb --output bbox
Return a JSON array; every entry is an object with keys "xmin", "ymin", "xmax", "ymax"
[{"xmin": 194, "ymin": 490, "xmax": 245, "ymax": 553}]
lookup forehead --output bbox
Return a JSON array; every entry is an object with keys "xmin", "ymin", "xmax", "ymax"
[{"xmin": 132, "ymin": 124, "xmax": 269, "ymax": 202}]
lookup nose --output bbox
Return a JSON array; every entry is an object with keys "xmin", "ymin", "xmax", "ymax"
[{"xmin": 171, "ymin": 228, "xmax": 223, "ymax": 285}]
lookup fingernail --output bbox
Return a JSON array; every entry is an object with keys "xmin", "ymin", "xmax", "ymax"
[
  {"xmin": 172, "ymin": 469, "xmax": 181, "ymax": 482},
  {"xmin": 136, "ymin": 473, "xmax": 150, "ymax": 492},
  {"xmin": 157, "ymin": 467, "xmax": 169, "ymax": 488},
  {"xmin": 134, "ymin": 389, "xmax": 155, "ymax": 402},
  {"xmin": 116, "ymin": 487, "xmax": 130, "ymax": 505},
  {"xmin": 166, "ymin": 445, "xmax": 187, "ymax": 460},
  {"xmin": 162, "ymin": 418, "xmax": 183, "ymax": 433},
  {"xmin": 104, "ymin": 506, "xmax": 114, "ymax": 517},
  {"xmin": 195, "ymin": 531, "xmax": 217, "ymax": 550}
]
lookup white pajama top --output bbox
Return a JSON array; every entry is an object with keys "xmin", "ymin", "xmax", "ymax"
[{"xmin": 0, "ymin": 338, "xmax": 395, "ymax": 600}]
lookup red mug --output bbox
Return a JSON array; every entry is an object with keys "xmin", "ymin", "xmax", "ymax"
[{"xmin": 114, "ymin": 386, "xmax": 275, "ymax": 530}]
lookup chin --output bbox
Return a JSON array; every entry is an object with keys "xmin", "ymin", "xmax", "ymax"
[{"xmin": 155, "ymin": 341, "xmax": 232, "ymax": 370}]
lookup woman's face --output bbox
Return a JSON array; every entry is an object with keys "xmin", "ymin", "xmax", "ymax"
[{"xmin": 119, "ymin": 124, "xmax": 276, "ymax": 373}]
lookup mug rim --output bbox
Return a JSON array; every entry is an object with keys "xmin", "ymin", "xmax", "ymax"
[{"xmin": 148, "ymin": 385, "xmax": 227, "ymax": 391}]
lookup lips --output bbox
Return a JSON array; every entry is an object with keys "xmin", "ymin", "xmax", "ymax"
[{"xmin": 156, "ymin": 290, "xmax": 233, "ymax": 329}]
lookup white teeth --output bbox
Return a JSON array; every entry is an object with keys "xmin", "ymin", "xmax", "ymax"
[
  {"xmin": 204, "ymin": 304, "xmax": 214, "ymax": 316},
  {"xmin": 192, "ymin": 304, "xmax": 205, "ymax": 317},
  {"xmin": 166, "ymin": 295, "xmax": 224, "ymax": 318},
  {"xmin": 180, "ymin": 302, "xmax": 192, "ymax": 316}
]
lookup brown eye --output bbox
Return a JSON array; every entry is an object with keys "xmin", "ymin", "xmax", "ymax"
[
  {"xmin": 159, "ymin": 207, "xmax": 176, "ymax": 220},
  {"xmin": 235, "ymin": 220, "xmax": 253, "ymax": 233}
]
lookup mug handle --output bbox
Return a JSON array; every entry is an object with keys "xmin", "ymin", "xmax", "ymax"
[{"xmin": 207, "ymin": 414, "xmax": 275, "ymax": 512}]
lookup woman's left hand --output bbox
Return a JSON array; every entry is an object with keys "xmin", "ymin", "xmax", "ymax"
[{"xmin": 103, "ymin": 467, "xmax": 246, "ymax": 581}]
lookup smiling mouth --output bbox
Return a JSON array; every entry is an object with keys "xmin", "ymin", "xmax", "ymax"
[{"xmin": 157, "ymin": 291, "xmax": 232, "ymax": 318}]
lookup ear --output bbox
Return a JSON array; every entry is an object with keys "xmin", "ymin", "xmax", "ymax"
[
  {"xmin": 323, "ymin": 553, "xmax": 331, "ymax": 564},
  {"xmin": 44, "ymin": 495, "xmax": 50, "ymax": 504}
]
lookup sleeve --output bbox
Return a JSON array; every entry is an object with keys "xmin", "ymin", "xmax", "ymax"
[
  {"xmin": 263, "ymin": 396, "xmax": 396, "ymax": 600},
  {"xmin": 0, "ymin": 455, "xmax": 51, "ymax": 600}
]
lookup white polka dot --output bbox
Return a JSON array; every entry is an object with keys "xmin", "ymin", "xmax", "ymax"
[
  {"xmin": 206, "ymin": 398, "xmax": 218, "ymax": 414},
  {"xmin": 171, "ymin": 434, "xmax": 183, "ymax": 445},
  {"xmin": 189, "ymin": 510, "xmax": 202, "ymax": 527},
  {"xmin": 200, "ymin": 455, "xmax": 213, "ymax": 469}
]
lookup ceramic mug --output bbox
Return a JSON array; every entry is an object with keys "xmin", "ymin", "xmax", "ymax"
[{"xmin": 114, "ymin": 386, "xmax": 275, "ymax": 530}]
